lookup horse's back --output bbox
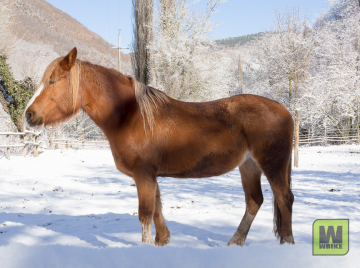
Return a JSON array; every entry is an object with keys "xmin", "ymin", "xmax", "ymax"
[{"xmin": 167, "ymin": 94, "xmax": 293, "ymax": 142}]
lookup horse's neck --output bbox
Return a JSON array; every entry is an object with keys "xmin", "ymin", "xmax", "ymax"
[{"xmin": 78, "ymin": 64, "xmax": 137, "ymax": 130}]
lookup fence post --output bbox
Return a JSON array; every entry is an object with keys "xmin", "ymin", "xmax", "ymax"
[
  {"xmin": 23, "ymin": 141, "xmax": 28, "ymax": 157},
  {"xmin": 82, "ymin": 128, "xmax": 85, "ymax": 149},
  {"xmin": 324, "ymin": 126, "xmax": 327, "ymax": 147},
  {"xmin": 67, "ymin": 131, "xmax": 69, "ymax": 149},
  {"xmin": 49, "ymin": 127, "xmax": 53, "ymax": 150},
  {"xmin": 308, "ymin": 128, "xmax": 311, "ymax": 147},
  {"xmin": 6, "ymin": 134, "xmax": 10, "ymax": 160},
  {"xmin": 32, "ymin": 133, "xmax": 37, "ymax": 157},
  {"xmin": 23, "ymin": 125, "xmax": 27, "ymax": 157},
  {"xmin": 34, "ymin": 134, "xmax": 39, "ymax": 157},
  {"xmin": 358, "ymin": 126, "xmax": 360, "ymax": 145},
  {"xmin": 294, "ymin": 110, "xmax": 300, "ymax": 167},
  {"xmin": 55, "ymin": 128, "xmax": 59, "ymax": 149},
  {"xmin": 5, "ymin": 121, "xmax": 10, "ymax": 160}
]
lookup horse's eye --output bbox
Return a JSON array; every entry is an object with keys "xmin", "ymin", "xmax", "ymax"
[{"xmin": 49, "ymin": 81, "xmax": 56, "ymax": 85}]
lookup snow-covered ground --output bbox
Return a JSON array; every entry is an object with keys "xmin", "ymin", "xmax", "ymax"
[{"xmin": 0, "ymin": 145, "xmax": 359, "ymax": 267}]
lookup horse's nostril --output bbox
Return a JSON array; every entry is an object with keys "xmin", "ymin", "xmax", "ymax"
[{"xmin": 26, "ymin": 112, "xmax": 33, "ymax": 122}]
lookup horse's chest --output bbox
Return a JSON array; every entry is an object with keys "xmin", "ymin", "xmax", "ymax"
[
  {"xmin": 110, "ymin": 147, "xmax": 135, "ymax": 177},
  {"xmin": 115, "ymin": 161, "xmax": 132, "ymax": 176}
]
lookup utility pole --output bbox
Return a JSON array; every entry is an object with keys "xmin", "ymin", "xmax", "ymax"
[{"xmin": 110, "ymin": 28, "xmax": 130, "ymax": 72}]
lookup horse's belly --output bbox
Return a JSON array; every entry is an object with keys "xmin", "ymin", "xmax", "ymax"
[{"xmin": 159, "ymin": 149, "xmax": 246, "ymax": 178}]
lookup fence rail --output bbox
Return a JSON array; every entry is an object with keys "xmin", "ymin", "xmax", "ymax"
[
  {"xmin": 0, "ymin": 130, "xmax": 42, "ymax": 160},
  {"xmin": 53, "ymin": 142, "xmax": 110, "ymax": 147},
  {"xmin": 296, "ymin": 133, "xmax": 359, "ymax": 146}
]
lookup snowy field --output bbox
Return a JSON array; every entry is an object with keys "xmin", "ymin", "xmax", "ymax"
[{"xmin": 0, "ymin": 145, "xmax": 359, "ymax": 267}]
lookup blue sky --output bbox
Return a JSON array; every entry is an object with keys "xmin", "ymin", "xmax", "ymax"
[{"xmin": 46, "ymin": 0, "xmax": 329, "ymax": 53}]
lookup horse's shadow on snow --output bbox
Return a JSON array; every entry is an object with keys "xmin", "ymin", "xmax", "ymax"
[
  {"xmin": 0, "ymin": 212, "xmax": 242, "ymax": 248},
  {"xmin": 1, "ymin": 167, "xmax": 358, "ymax": 248}
]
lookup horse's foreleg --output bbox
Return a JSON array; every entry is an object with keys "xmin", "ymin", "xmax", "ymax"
[
  {"xmin": 228, "ymin": 157, "xmax": 263, "ymax": 246},
  {"xmin": 133, "ymin": 168, "xmax": 157, "ymax": 244},
  {"xmin": 154, "ymin": 182, "xmax": 171, "ymax": 246}
]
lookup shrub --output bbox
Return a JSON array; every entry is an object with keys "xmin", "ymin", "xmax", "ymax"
[{"xmin": 0, "ymin": 55, "xmax": 35, "ymax": 131}]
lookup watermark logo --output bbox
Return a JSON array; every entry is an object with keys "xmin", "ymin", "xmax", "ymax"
[{"xmin": 313, "ymin": 219, "xmax": 349, "ymax": 256}]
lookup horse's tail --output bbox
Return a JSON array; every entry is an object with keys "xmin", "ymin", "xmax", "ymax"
[{"xmin": 273, "ymin": 154, "xmax": 292, "ymax": 240}]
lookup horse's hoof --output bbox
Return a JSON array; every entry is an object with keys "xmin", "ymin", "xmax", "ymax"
[
  {"xmin": 162, "ymin": 237, "xmax": 170, "ymax": 246},
  {"xmin": 142, "ymin": 238, "xmax": 155, "ymax": 244},
  {"xmin": 227, "ymin": 239, "xmax": 245, "ymax": 246},
  {"xmin": 155, "ymin": 235, "xmax": 171, "ymax": 246},
  {"xmin": 280, "ymin": 235, "xmax": 295, "ymax": 245}
]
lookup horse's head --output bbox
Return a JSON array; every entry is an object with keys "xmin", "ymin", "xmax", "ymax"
[{"xmin": 23, "ymin": 47, "xmax": 81, "ymax": 130}]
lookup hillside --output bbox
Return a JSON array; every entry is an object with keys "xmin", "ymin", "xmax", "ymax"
[
  {"xmin": 7, "ymin": 0, "xmax": 131, "ymax": 81},
  {"xmin": 215, "ymin": 32, "xmax": 264, "ymax": 47}
]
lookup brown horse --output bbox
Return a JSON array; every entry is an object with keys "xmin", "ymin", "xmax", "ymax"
[{"xmin": 24, "ymin": 48, "xmax": 295, "ymax": 246}]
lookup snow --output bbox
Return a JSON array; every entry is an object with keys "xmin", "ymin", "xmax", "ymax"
[{"xmin": 0, "ymin": 145, "xmax": 359, "ymax": 267}]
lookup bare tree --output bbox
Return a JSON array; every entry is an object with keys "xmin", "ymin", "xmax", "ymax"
[{"xmin": 131, "ymin": 0, "xmax": 153, "ymax": 85}]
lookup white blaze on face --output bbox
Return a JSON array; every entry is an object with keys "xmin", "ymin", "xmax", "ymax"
[{"xmin": 23, "ymin": 83, "xmax": 44, "ymax": 127}]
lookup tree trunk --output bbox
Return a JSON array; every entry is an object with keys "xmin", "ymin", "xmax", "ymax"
[{"xmin": 132, "ymin": 0, "xmax": 154, "ymax": 85}]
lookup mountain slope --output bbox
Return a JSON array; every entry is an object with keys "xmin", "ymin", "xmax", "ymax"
[
  {"xmin": 8, "ymin": 0, "xmax": 131, "ymax": 81},
  {"xmin": 215, "ymin": 32, "xmax": 264, "ymax": 47}
]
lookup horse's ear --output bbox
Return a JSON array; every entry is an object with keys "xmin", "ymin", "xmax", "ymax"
[{"xmin": 60, "ymin": 47, "xmax": 77, "ymax": 71}]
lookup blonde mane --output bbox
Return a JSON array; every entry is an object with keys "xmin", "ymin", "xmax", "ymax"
[
  {"xmin": 38, "ymin": 58, "xmax": 61, "ymax": 89},
  {"xmin": 132, "ymin": 79, "xmax": 168, "ymax": 134}
]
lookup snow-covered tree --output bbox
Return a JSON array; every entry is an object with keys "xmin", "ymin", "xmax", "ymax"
[
  {"xmin": 307, "ymin": 0, "xmax": 360, "ymax": 136},
  {"xmin": 148, "ymin": 0, "xmax": 233, "ymax": 101},
  {"xmin": 243, "ymin": 1, "xmax": 360, "ymax": 138},
  {"xmin": 245, "ymin": 8, "xmax": 314, "ymax": 117}
]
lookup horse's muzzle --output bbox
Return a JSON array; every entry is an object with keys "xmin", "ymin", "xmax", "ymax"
[{"xmin": 24, "ymin": 110, "xmax": 44, "ymax": 130}]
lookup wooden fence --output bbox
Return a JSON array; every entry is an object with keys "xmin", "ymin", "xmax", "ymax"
[
  {"xmin": 47, "ymin": 127, "xmax": 109, "ymax": 150},
  {"xmin": 2, "ymin": 114, "xmax": 359, "ymax": 164},
  {"xmin": 295, "ymin": 124, "xmax": 360, "ymax": 147},
  {"xmin": 298, "ymin": 133, "xmax": 360, "ymax": 146},
  {"xmin": 0, "ymin": 130, "xmax": 42, "ymax": 160},
  {"xmin": 293, "ymin": 110, "xmax": 360, "ymax": 167},
  {"xmin": 51, "ymin": 139, "xmax": 110, "ymax": 149}
]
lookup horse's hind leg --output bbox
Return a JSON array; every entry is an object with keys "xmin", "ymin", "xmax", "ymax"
[
  {"xmin": 257, "ymin": 151, "xmax": 295, "ymax": 244},
  {"xmin": 272, "ymin": 184, "xmax": 294, "ymax": 244},
  {"xmin": 154, "ymin": 182, "xmax": 171, "ymax": 246},
  {"xmin": 228, "ymin": 157, "xmax": 263, "ymax": 246},
  {"xmin": 265, "ymin": 161, "xmax": 294, "ymax": 244}
]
